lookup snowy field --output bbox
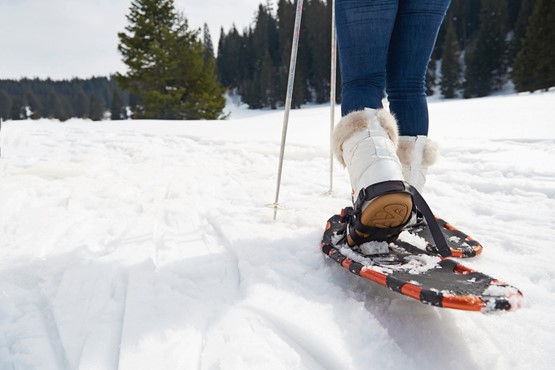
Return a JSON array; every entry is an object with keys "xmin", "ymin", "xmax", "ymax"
[{"xmin": 1, "ymin": 91, "xmax": 554, "ymax": 370}]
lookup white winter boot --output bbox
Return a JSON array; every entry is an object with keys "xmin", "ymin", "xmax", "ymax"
[
  {"xmin": 397, "ymin": 136, "xmax": 439, "ymax": 193},
  {"xmin": 332, "ymin": 108, "xmax": 413, "ymax": 246}
]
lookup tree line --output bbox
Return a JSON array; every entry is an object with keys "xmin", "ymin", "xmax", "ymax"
[
  {"xmin": 438, "ymin": 0, "xmax": 554, "ymax": 98},
  {"xmin": 1, "ymin": 0, "xmax": 553, "ymax": 120},
  {"xmin": 217, "ymin": 0, "xmax": 555, "ymax": 108},
  {"xmin": 0, "ymin": 77, "xmax": 130, "ymax": 121},
  {"xmin": 217, "ymin": 0, "xmax": 335, "ymax": 109},
  {"xmin": 1, "ymin": 0, "xmax": 225, "ymax": 122}
]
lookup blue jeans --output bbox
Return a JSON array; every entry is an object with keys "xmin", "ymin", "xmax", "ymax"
[{"xmin": 336, "ymin": 0, "xmax": 451, "ymax": 136}]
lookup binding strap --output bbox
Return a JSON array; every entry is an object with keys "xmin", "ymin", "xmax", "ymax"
[
  {"xmin": 350, "ymin": 181, "xmax": 452, "ymax": 257},
  {"xmin": 409, "ymin": 187, "xmax": 452, "ymax": 257}
]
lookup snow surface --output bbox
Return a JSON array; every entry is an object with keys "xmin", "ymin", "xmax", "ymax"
[{"xmin": 1, "ymin": 91, "xmax": 554, "ymax": 369}]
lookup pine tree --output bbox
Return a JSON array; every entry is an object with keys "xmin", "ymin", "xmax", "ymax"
[
  {"xmin": 10, "ymin": 96, "xmax": 24, "ymax": 120},
  {"xmin": 60, "ymin": 95, "xmax": 74, "ymax": 121},
  {"xmin": 217, "ymin": 26, "xmax": 238, "ymax": 89},
  {"xmin": 75, "ymin": 90, "xmax": 89, "ymax": 118},
  {"xmin": 0, "ymin": 91, "xmax": 12, "ymax": 120},
  {"xmin": 89, "ymin": 94, "xmax": 104, "ymax": 121},
  {"xmin": 117, "ymin": 0, "xmax": 225, "ymax": 119},
  {"xmin": 216, "ymin": 28, "xmax": 229, "ymax": 85},
  {"xmin": 508, "ymin": 0, "xmax": 535, "ymax": 64},
  {"xmin": 440, "ymin": 20, "xmax": 461, "ymax": 98},
  {"xmin": 305, "ymin": 0, "xmax": 331, "ymax": 103},
  {"xmin": 426, "ymin": 59, "xmax": 437, "ymax": 96},
  {"xmin": 464, "ymin": 0, "xmax": 508, "ymax": 98},
  {"xmin": 449, "ymin": 0, "xmax": 481, "ymax": 50},
  {"xmin": 202, "ymin": 23, "xmax": 215, "ymax": 67},
  {"xmin": 46, "ymin": 91, "xmax": 62, "ymax": 119},
  {"xmin": 242, "ymin": 4, "xmax": 278, "ymax": 109},
  {"xmin": 25, "ymin": 90, "xmax": 42, "ymax": 119},
  {"xmin": 111, "ymin": 88, "xmax": 124, "ymax": 120},
  {"xmin": 258, "ymin": 50, "xmax": 277, "ymax": 108},
  {"xmin": 512, "ymin": 0, "xmax": 555, "ymax": 92}
]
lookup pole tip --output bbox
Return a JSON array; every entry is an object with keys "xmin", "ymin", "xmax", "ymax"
[{"xmin": 266, "ymin": 202, "xmax": 285, "ymax": 220}]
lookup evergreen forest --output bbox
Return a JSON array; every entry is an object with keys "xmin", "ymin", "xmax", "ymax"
[
  {"xmin": 1, "ymin": 0, "xmax": 553, "ymax": 120},
  {"xmin": 217, "ymin": 0, "xmax": 554, "ymax": 107},
  {"xmin": 0, "ymin": 77, "xmax": 128, "ymax": 121}
]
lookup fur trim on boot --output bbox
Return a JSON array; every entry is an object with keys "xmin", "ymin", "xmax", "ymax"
[
  {"xmin": 397, "ymin": 136, "xmax": 438, "ymax": 192},
  {"xmin": 332, "ymin": 108, "xmax": 399, "ymax": 167}
]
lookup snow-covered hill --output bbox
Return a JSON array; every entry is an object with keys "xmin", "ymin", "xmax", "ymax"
[{"xmin": 1, "ymin": 91, "xmax": 554, "ymax": 369}]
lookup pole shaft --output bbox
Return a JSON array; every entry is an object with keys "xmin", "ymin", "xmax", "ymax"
[
  {"xmin": 273, "ymin": 0, "xmax": 304, "ymax": 217},
  {"xmin": 329, "ymin": 0, "xmax": 337, "ymax": 193}
]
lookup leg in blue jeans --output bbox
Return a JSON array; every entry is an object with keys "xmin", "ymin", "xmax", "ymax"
[{"xmin": 336, "ymin": 0, "xmax": 450, "ymax": 136}]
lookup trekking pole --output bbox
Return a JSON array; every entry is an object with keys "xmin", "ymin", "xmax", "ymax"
[
  {"xmin": 270, "ymin": 0, "xmax": 304, "ymax": 220},
  {"xmin": 328, "ymin": 0, "xmax": 337, "ymax": 194}
]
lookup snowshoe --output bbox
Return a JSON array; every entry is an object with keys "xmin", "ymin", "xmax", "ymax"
[{"xmin": 321, "ymin": 208, "xmax": 523, "ymax": 313}]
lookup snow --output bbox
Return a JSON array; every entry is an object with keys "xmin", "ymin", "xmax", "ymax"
[
  {"xmin": 1, "ymin": 90, "xmax": 555, "ymax": 369},
  {"xmin": 398, "ymin": 229, "xmax": 427, "ymax": 250},
  {"xmin": 359, "ymin": 241, "xmax": 389, "ymax": 256}
]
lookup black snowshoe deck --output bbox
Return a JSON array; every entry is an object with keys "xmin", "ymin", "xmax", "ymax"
[
  {"xmin": 322, "ymin": 209, "xmax": 522, "ymax": 313},
  {"xmin": 405, "ymin": 215, "xmax": 483, "ymax": 258}
]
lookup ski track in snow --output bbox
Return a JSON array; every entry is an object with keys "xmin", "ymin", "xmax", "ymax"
[{"xmin": 1, "ymin": 92, "xmax": 555, "ymax": 369}]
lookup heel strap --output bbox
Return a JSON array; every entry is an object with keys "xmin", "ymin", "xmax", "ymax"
[{"xmin": 350, "ymin": 181, "xmax": 451, "ymax": 257}]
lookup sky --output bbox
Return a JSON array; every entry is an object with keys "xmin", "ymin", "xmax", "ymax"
[{"xmin": 0, "ymin": 0, "xmax": 265, "ymax": 80}]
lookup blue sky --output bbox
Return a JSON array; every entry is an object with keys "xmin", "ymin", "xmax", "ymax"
[{"xmin": 0, "ymin": 0, "xmax": 263, "ymax": 79}]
